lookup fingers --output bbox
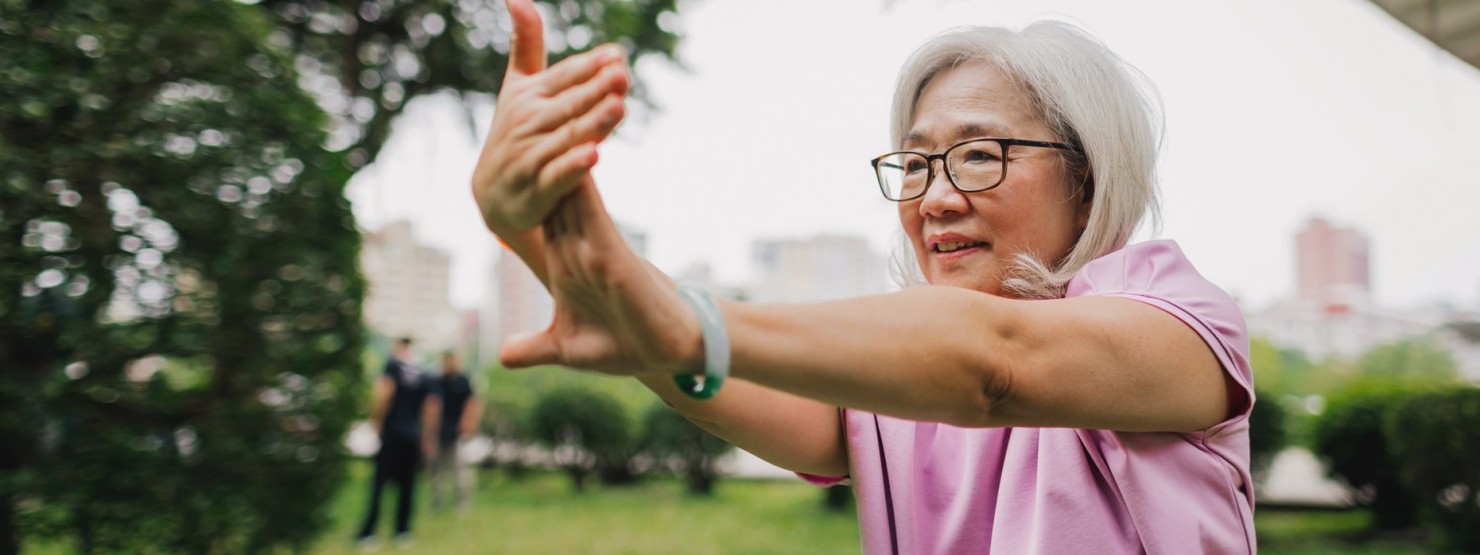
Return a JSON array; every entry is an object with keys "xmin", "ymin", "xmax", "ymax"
[
  {"xmin": 500, "ymin": 330, "xmax": 562, "ymax": 368},
  {"xmin": 528, "ymin": 65, "xmax": 628, "ymax": 131},
  {"xmin": 528, "ymin": 94, "xmax": 625, "ymax": 167},
  {"xmin": 506, "ymin": 0, "xmax": 546, "ymax": 75},
  {"xmin": 534, "ymin": 143, "xmax": 598, "ymax": 208},
  {"xmin": 537, "ymin": 44, "xmax": 627, "ymax": 97}
]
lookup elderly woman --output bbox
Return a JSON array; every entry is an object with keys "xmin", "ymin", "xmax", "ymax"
[{"xmin": 474, "ymin": 1, "xmax": 1254, "ymax": 552}]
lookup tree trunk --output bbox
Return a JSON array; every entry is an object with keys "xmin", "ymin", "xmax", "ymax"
[
  {"xmin": 823, "ymin": 485, "xmax": 854, "ymax": 511},
  {"xmin": 1371, "ymin": 481, "xmax": 1419, "ymax": 531},
  {"xmin": 566, "ymin": 467, "xmax": 588, "ymax": 493},
  {"xmin": 1, "ymin": 491, "xmax": 17, "ymax": 555},
  {"xmin": 685, "ymin": 468, "xmax": 715, "ymax": 496}
]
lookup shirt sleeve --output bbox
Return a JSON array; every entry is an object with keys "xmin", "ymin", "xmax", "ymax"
[{"xmin": 1064, "ymin": 240, "xmax": 1255, "ymax": 435}]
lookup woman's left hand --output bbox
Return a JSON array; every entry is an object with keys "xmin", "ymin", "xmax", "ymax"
[{"xmin": 498, "ymin": 181, "xmax": 703, "ymax": 378}]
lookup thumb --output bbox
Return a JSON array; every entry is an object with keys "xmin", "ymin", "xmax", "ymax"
[
  {"xmin": 506, "ymin": 0, "xmax": 547, "ymax": 75},
  {"xmin": 500, "ymin": 329, "xmax": 562, "ymax": 369}
]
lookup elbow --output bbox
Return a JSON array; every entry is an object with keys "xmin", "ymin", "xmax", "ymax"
[
  {"xmin": 944, "ymin": 310, "xmax": 1021, "ymax": 428},
  {"xmin": 945, "ymin": 358, "xmax": 1013, "ymax": 428}
]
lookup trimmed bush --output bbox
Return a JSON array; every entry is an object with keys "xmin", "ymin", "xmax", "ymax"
[
  {"xmin": 480, "ymin": 396, "xmax": 532, "ymax": 480},
  {"xmin": 529, "ymin": 387, "xmax": 635, "ymax": 492},
  {"xmin": 641, "ymin": 404, "xmax": 733, "ymax": 495},
  {"xmin": 1312, "ymin": 379, "xmax": 1435, "ymax": 530},
  {"xmin": 1386, "ymin": 387, "xmax": 1480, "ymax": 553}
]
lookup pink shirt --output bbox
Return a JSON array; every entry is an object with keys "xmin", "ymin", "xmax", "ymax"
[{"xmin": 801, "ymin": 240, "xmax": 1255, "ymax": 554}]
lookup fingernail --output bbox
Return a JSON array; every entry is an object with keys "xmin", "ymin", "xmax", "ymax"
[{"xmin": 601, "ymin": 44, "xmax": 625, "ymax": 62}]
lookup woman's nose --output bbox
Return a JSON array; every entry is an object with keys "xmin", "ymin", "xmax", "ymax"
[{"xmin": 918, "ymin": 162, "xmax": 967, "ymax": 217}]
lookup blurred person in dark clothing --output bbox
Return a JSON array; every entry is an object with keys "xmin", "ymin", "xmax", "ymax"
[
  {"xmin": 356, "ymin": 337, "xmax": 440, "ymax": 547},
  {"xmin": 428, "ymin": 351, "xmax": 481, "ymax": 512}
]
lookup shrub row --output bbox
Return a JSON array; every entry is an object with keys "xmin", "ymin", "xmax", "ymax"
[
  {"xmin": 483, "ymin": 385, "xmax": 734, "ymax": 495},
  {"xmin": 1313, "ymin": 381, "xmax": 1480, "ymax": 553}
]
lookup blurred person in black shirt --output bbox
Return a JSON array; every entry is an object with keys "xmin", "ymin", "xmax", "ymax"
[
  {"xmin": 356, "ymin": 337, "xmax": 440, "ymax": 546},
  {"xmin": 428, "ymin": 351, "xmax": 481, "ymax": 512}
]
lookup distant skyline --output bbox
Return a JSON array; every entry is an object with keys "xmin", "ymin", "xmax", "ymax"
[{"xmin": 346, "ymin": 0, "xmax": 1480, "ymax": 313}]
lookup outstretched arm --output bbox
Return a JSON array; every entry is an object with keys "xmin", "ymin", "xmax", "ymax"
[{"xmin": 502, "ymin": 182, "xmax": 1234, "ymax": 433}]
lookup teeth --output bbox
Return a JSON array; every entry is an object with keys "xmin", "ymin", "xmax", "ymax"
[{"xmin": 935, "ymin": 241, "xmax": 975, "ymax": 253}]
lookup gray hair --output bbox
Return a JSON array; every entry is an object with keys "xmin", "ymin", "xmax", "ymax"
[{"xmin": 889, "ymin": 22, "xmax": 1163, "ymax": 299}]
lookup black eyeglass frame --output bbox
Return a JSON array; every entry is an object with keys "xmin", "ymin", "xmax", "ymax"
[{"xmin": 869, "ymin": 138, "xmax": 1080, "ymax": 202}]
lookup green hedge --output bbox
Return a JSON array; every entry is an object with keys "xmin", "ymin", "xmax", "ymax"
[
  {"xmin": 1248, "ymin": 388, "xmax": 1287, "ymax": 482},
  {"xmin": 1386, "ymin": 388, "xmax": 1480, "ymax": 553},
  {"xmin": 529, "ymin": 386, "xmax": 636, "ymax": 491},
  {"xmin": 1311, "ymin": 379, "xmax": 1436, "ymax": 530},
  {"xmin": 641, "ymin": 404, "xmax": 733, "ymax": 495}
]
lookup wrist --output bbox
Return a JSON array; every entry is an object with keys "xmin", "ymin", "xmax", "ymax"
[
  {"xmin": 676, "ymin": 302, "xmax": 706, "ymax": 376},
  {"xmin": 671, "ymin": 286, "xmax": 730, "ymax": 399}
]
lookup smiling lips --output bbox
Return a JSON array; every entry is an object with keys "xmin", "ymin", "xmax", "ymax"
[
  {"xmin": 934, "ymin": 241, "xmax": 984, "ymax": 253},
  {"xmin": 927, "ymin": 234, "xmax": 990, "ymax": 260}
]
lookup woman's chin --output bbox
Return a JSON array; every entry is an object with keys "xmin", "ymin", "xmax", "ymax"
[{"xmin": 923, "ymin": 265, "xmax": 1002, "ymax": 294}]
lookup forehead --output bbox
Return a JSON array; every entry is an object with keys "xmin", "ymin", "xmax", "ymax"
[{"xmin": 905, "ymin": 61, "xmax": 1042, "ymax": 147}]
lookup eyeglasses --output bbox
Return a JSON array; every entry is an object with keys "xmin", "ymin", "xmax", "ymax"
[{"xmin": 870, "ymin": 138, "xmax": 1079, "ymax": 202}]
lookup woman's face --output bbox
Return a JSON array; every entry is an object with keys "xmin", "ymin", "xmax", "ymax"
[{"xmin": 899, "ymin": 62, "xmax": 1089, "ymax": 296}]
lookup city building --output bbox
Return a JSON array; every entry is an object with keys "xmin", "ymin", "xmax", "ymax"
[
  {"xmin": 1249, "ymin": 217, "xmax": 1420, "ymax": 360},
  {"xmin": 481, "ymin": 221, "xmax": 651, "ymax": 359},
  {"xmin": 487, "ymin": 247, "xmax": 552, "ymax": 351},
  {"xmin": 1248, "ymin": 216, "xmax": 1479, "ymax": 380},
  {"xmin": 360, "ymin": 221, "xmax": 460, "ymax": 351},
  {"xmin": 750, "ymin": 234, "xmax": 888, "ymax": 304},
  {"xmin": 1296, "ymin": 217, "xmax": 1372, "ymax": 310}
]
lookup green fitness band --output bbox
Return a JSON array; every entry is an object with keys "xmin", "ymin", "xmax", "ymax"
[{"xmin": 672, "ymin": 286, "xmax": 729, "ymax": 400}]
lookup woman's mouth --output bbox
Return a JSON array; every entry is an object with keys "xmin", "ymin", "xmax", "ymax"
[{"xmin": 931, "ymin": 241, "xmax": 989, "ymax": 261}]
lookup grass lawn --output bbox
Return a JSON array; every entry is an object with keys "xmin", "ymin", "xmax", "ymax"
[
  {"xmin": 1257, "ymin": 509, "xmax": 1437, "ymax": 555},
  {"xmin": 28, "ymin": 461, "xmax": 1448, "ymax": 554},
  {"xmin": 316, "ymin": 462, "xmax": 862, "ymax": 554}
]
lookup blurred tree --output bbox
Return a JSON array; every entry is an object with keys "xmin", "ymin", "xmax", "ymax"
[
  {"xmin": 254, "ymin": 0, "xmax": 680, "ymax": 170},
  {"xmin": 1386, "ymin": 387, "xmax": 1480, "ymax": 553},
  {"xmin": 1355, "ymin": 339, "xmax": 1458, "ymax": 382},
  {"xmin": 478, "ymin": 395, "xmax": 532, "ymax": 480},
  {"xmin": 1312, "ymin": 379, "xmax": 1440, "ymax": 531},
  {"xmin": 1247, "ymin": 388, "xmax": 1286, "ymax": 484},
  {"xmin": 1249, "ymin": 337, "xmax": 1316, "ymax": 396},
  {"xmin": 529, "ymin": 386, "xmax": 634, "ymax": 492},
  {"xmin": 640, "ymin": 403, "xmax": 732, "ymax": 495},
  {"xmin": 0, "ymin": 1, "xmax": 365, "ymax": 553},
  {"xmin": 3, "ymin": 0, "xmax": 680, "ymax": 551}
]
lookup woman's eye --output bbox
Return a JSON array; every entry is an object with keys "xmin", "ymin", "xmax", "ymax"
[
  {"xmin": 906, "ymin": 160, "xmax": 928, "ymax": 173},
  {"xmin": 963, "ymin": 149, "xmax": 998, "ymax": 163}
]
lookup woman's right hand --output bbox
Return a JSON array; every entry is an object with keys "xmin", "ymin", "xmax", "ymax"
[{"xmin": 471, "ymin": 0, "xmax": 630, "ymax": 238}]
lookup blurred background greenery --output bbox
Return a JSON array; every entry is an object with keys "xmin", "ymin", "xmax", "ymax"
[{"xmin": 0, "ymin": 0, "xmax": 676, "ymax": 552}]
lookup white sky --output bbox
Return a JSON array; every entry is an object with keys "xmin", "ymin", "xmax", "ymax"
[{"xmin": 346, "ymin": 0, "xmax": 1480, "ymax": 313}]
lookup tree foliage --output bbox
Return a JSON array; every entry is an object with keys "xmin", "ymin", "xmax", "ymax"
[
  {"xmin": 1311, "ymin": 379, "xmax": 1441, "ymax": 531},
  {"xmin": 641, "ymin": 403, "xmax": 732, "ymax": 495},
  {"xmin": 3, "ymin": 0, "xmax": 681, "ymax": 550},
  {"xmin": 1247, "ymin": 388, "xmax": 1286, "ymax": 483},
  {"xmin": 1355, "ymin": 339, "xmax": 1459, "ymax": 383},
  {"xmin": 1386, "ymin": 387, "xmax": 1480, "ymax": 553},
  {"xmin": 255, "ymin": 0, "xmax": 680, "ymax": 170},
  {"xmin": 1, "ymin": 1, "xmax": 369, "ymax": 552},
  {"xmin": 529, "ymin": 386, "xmax": 634, "ymax": 492}
]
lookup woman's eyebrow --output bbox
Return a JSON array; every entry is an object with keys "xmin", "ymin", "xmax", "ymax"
[{"xmin": 903, "ymin": 121, "xmax": 1011, "ymax": 148}]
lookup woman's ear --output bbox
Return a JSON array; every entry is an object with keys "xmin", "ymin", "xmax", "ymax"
[{"xmin": 1074, "ymin": 172, "xmax": 1094, "ymax": 233}]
